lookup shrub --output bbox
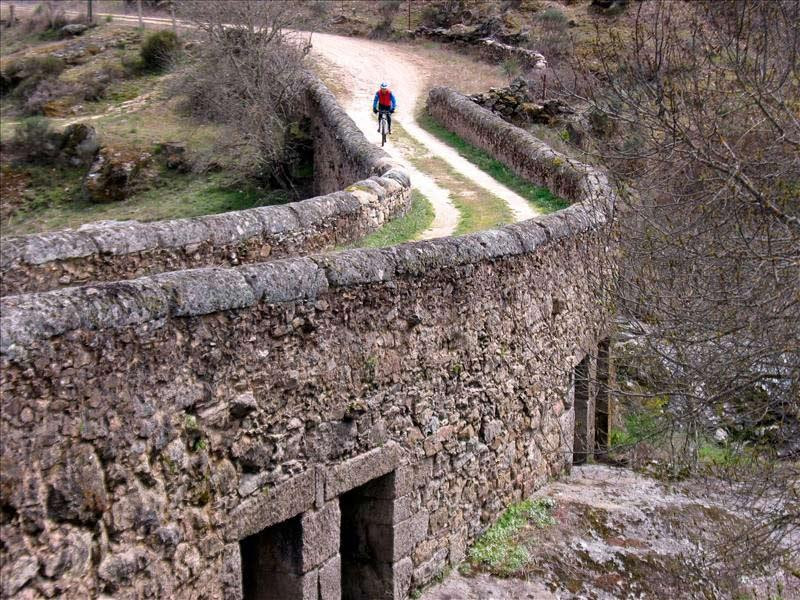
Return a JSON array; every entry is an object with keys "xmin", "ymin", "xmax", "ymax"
[
  {"xmin": 370, "ymin": 0, "xmax": 402, "ymax": 38},
  {"xmin": 420, "ymin": 0, "xmax": 466, "ymax": 28},
  {"xmin": 538, "ymin": 6, "xmax": 568, "ymax": 26},
  {"xmin": 77, "ymin": 62, "xmax": 126, "ymax": 101},
  {"xmin": 502, "ymin": 57, "xmax": 521, "ymax": 78},
  {"xmin": 5, "ymin": 55, "xmax": 66, "ymax": 90},
  {"xmin": 25, "ymin": 4, "xmax": 68, "ymax": 36},
  {"xmin": 9, "ymin": 117, "xmax": 62, "ymax": 163},
  {"xmin": 307, "ymin": 1, "xmax": 329, "ymax": 19},
  {"xmin": 140, "ymin": 30, "xmax": 180, "ymax": 72}
]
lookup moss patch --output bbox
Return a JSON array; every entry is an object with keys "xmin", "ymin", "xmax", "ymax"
[{"xmin": 467, "ymin": 497, "xmax": 556, "ymax": 577}]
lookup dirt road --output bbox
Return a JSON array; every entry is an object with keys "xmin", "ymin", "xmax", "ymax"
[{"xmin": 309, "ymin": 33, "xmax": 539, "ymax": 239}]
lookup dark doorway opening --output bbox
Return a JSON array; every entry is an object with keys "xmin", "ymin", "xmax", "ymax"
[
  {"xmin": 240, "ymin": 514, "xmax": 303, "ymax": 600},
  {"xmin": 573, "ymin": 354, "xmax": 592, "ymax": 465},
  {"xmin": 339, "ymin": 471, "xmax": 396, "ymax": 600},
  {"xmin": 595, "ymin": 338, "xmax": 611, "ymax": 455}
]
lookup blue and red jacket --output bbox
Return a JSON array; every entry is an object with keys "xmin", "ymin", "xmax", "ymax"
[{"xmin": 373, "ymin": 88, "xmax": 396, "ymax": 111}]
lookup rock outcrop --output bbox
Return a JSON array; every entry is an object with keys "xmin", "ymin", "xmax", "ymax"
[{"xmin": 412, "ymin": 21, "xmax": 546, "ymax": 70}]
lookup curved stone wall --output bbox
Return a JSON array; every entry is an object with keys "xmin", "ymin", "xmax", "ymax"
[
  {"xmin": 0, "ymin": 76, "xmax": 411, "ymax": 297},
  {"xmin": 0, "ymin": 87, "xmax": 616, "ymax": 600},
  {"xmin": 426, "ymin": 86, "xmax": 613, "ymax": 208}
]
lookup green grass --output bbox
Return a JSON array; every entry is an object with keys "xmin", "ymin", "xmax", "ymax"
[
  {"xmin": 609, "ymin": 396, "xmax": 668, "ymax": 451},
  {"xmin": 418, "ymin": 111, "xmax": 569, "ymax": 214},
  {"xmin": 390, "ymin": 122, "xmax": 513, "ymax": 235},
  {"xmin": 468, "ymin": 497, "xmax": 556, "ymax": 576},
  {"xmin": 356, "ymin": 189, "xmax": 434, "ymax": 248},
  {"xmin": 2, "ymin": 165, "xmax": 289, "ymax": 236}
]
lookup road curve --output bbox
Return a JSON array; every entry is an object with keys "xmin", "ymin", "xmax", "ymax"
[{"xmin": 7, "ymin": 6, "xmax": 541, "ymax": 239}]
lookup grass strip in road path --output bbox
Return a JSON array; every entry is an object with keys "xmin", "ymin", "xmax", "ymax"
[
  {"xmin": 391, "ymin": 123, "xmax": 513, "ymax": 236},
  {"xmin": 356, "ymin": 189, "xmax": 434, "ymax": 248},
  {"xmin": 418, "ymin": 111, "xmax": 569, "ymax": 214}
]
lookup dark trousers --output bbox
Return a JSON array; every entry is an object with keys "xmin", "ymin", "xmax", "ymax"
[{"xmin": 378, "ymin": 108, "xmax": 392, "ymax": 132}]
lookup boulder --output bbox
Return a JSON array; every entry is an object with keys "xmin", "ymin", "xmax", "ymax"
[
  {"xmin": 60, "ymin": 123, "xmax": 99, "ymax": 166},
  {"xmin": 83, "ymin": 147, "xmax": 152, "ymax": 203},
  {"xmin": 60, "ymin": 23, "xmax": 89, "ymax": 37}
]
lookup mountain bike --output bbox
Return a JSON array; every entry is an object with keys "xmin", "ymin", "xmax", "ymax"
[{"xmin": 377, "ymin": 108, "xmax": 391, "ymax": 147}]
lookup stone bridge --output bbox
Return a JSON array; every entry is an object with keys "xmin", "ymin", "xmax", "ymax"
[{"xmin": 0, "ymin": 77, "xmax": 616, "ymax": 599}]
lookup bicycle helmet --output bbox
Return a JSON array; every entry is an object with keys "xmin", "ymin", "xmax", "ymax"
[{"xmin": 380, "ymin": 82, "xmax": 389, "ymax": 89}]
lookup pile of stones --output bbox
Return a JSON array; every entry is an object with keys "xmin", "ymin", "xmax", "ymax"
[{"xmin": 469, "ymin": 77, "xmax": 572, "ymax": 126}]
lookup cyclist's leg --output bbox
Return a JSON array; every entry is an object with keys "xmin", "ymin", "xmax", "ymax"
[{"xmin": 387, "ymin": 112, "xmax": 392, "ymax": 134}]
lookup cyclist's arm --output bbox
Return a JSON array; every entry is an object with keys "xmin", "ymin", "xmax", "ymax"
[
  {"xmin": 390, "ymin": 92, "xmax": 397, "ymax": 111},
  {"xmin": 373, "ymin": 92, "xmax": 380, "ymax": 111}
]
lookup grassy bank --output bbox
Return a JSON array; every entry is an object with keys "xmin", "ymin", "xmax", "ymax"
[
  {"xmin": 418, "ymin": 112, "xmax": 568, "ymax": 214},
  {"xmin": 356, "ymin": 189, "xmax": 434, "ymax": 248},
  {"xmin": 1, "ymin": 165, "xmax": 288, "ymax": 236}
]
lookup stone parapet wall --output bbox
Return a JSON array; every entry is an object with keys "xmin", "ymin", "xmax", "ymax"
[
  {"xmin": 1, "ymin": 205, "xmax": 612, "ymax": 599},
  {"xmin": 426, "ymin": 86, "xmax": 614, "ymax": 208},
  {"xmin": 0, "ymin": 76, "xmax": 411, "ymax": 297}
]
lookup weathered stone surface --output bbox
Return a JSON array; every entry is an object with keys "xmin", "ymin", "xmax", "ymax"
[
  {"xmin": 1, "ymin": 555, "xmax": 38, "ymax": 597},
  {"xmin": 412, "ymin": 548, "xmax": 448, "ymax": 587},
  {"xmin": 239, "ymin": 258, "xmax": 328, "ymax": 303},
  {"xmin": 393, "ymin": 510, "xmax": 430, "ymax": 562},
  {"xmin": 46, "ymin": 444, "xmax": 108, "ymax": 524},
  {"xmin": 319, "ymin": 554, "xmax": 341, "ymax": 600},
  {"xmin": 0, "ymin": 81, "xmax": 615, "ymax": 599},
  {"xmin": 153, "ymin": 267, "xmax": 256, "ymax": 316},
  {"xmin": 469, "ymin": 78, "xmax": 572, "ymax": 127},
  {"xmin": 301, "ymin": 501, "xmax": 340, "ymax": 571},
  {"xmin": 323, "ymin": 443, "xmax": 400, "ymax": 500},
  {"xmin": 60, "ymin": 122, "xmax": 99, "ymax": 166},
  {"xmin": 220, "ymin": 544, "xmax": 242, "ymax": 600},
  {"xmin": 83, "ymin": 147, "xmax": 152, "ymax": 203},
  {"xmin": 393, "ymin": 557, "xmax": 414, "ymax": 600},
  {"xmin": 60, "ymin": 23, "xmax": 89, "ymax": 36},
  {"xmin": 225, "ymin": 470, "xmax": 315, "ymax": 541}
]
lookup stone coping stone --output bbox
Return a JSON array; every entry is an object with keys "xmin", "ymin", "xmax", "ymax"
[
  {"xmin": 0, "ymin": 210, "xmax": 607, "ymax": 356},
  {"xmin": 426, "ymin": 86, "xmax": 617, "ymax": 209}
]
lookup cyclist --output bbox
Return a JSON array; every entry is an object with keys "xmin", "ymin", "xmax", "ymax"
[{"xmin": 372, "ymin": 82, "xmax": 396, "ymax": 134}]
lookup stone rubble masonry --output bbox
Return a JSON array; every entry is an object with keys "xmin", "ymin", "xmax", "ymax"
[
  {"xmin": 0, "ymin": 86, "xmax": 616, "ymax": 599},
  {"xmin": 426, "ymin": 86, "xmax": 616, "ymax": 209},
  {"xmin": 0, "ymin": 74, "xmax": 412, "ymax": 297}
]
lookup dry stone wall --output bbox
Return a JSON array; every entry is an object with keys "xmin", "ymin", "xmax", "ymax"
[
  {"xmin": 0, "ymin": 85, "xmax": 616, "ymax": 600},
  {"xmin": 1, "ymin": 208, "xmax": 611, "ymax": 599},
  {"xmin": 427, "ymin": 86, "xmax": 613, "ymax": 208},
  {"xmin": 0, "ymin": 76, "xmax": 411, "ymax": 297}
]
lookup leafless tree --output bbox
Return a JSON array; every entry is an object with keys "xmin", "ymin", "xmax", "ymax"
[
  {"xmin": 175, "ymin": 0, "xmax": 311, "ymax": 192},
  {"xmin": 566, "ymin": 0, "xmax": 799, "ymax": 582}
]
